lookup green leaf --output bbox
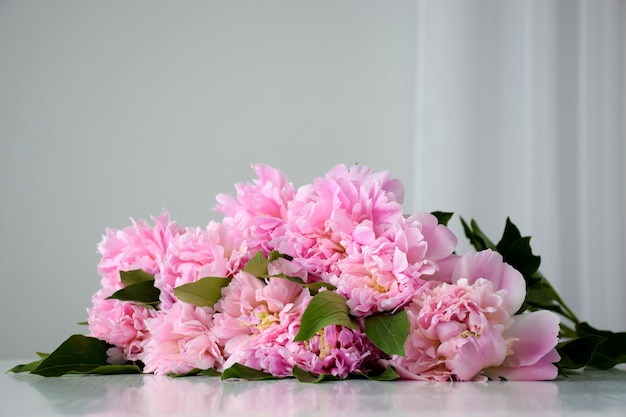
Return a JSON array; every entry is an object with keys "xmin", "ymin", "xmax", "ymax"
[
  {"xmin": 499, "ymin": 236, "xmax": 541, "ymax": 278},
  {"xmin": 460, "ymin": 217, "xmax": 497, "ymax": 251},
  {"xmin": 431, "ymin": 211, "xmax": 454, "ymax": 226},
  {"xmin": 120, "ymin": 269, "xmax": 155, "ymax": 286},
  {"xmin": 9, "ymin": 359, "xmax": 44, "ymax": 373},
  {"xmin": 557, "ymin": 335, "xmax": 606, "ymax": 369},
  {"xmin": 106, "ymin": 279, "xmax": 160, "ymax": 306},
  {"xmin": 359, "ymin": 365, "xmax": 400, "ymax": 381},
  {"xmin": 576, "ymin": 322, "xmax": 626, "ymax": 370},
  {"xmin": 303, "ymin": 281, "xmax": 337, "ymax": 295},
  {"xmin": 292, "ymin": 366, "xmax": 340, "ymax": 383},
  {"xmin": 364, "ymin": 310, "xmax": 409, "ymax": 356},
  {"xmin": 76, "ymin": 321, "xmax": 88, "ymax": 326},
  {"xmin": 168, "ymin": 368, "xmax": 221, "ymax": 377},
  {"xmin": 74, "ymin": 364, "xmax": 142, "ymax": 375},
  {"xmin": 221, "ymin": 363, "xmax": 278, "ymax": 381},
  {"xmin": 293, "ymin": 291, "xmax": 359, "ymax": 342},
  {"xmin": 495, "ymin": 218, "xmax": 523, "ymax": 254},
  {"xmin": 243, "ymin": 251, "xmax": 270, "ymax": 278},
  {"xmin": 28, "ymin": 334, "xmax": 140, "ymax": 377},
  {"xmin": 173, "ymin": 277, "xmax": 231, "ymax": 307}
]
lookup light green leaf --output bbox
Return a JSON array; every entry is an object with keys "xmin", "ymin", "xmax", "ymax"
[
  {"xmin": 120, "ymin": 269, "xmax": 155, "ymax": 286},
  {"xmin": 293, "ymin": 291, "xmax": 359, "ymax": 342},
  {"xmin": 243, "ymin": 251, "xmax": 270, "ymax": 278},
  {"xmin": 173, "ymin": 277, "xmax": 231, "ymax": 307},
  {"xmin": 364, "ymin": 310, "xmax": 409, "ymax": 356}
]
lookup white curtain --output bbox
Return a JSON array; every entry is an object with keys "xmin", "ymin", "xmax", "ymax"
[{"xmin": 414, "ymin": 0, "xmax": 626, "ymax": 331}]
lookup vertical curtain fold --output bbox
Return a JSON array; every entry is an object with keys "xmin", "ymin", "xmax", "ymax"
[{"xmin": 414, "ymin": 0, "xmax": 626, "ymax": 330}]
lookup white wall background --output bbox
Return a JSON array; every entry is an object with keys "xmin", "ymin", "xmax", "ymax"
[
  {"xmin": 1, "ymin": 0, "xmax": 625, "ymax": 360},
  {"xmin": 0, "ymin": 1, "xmax": 416, "ymax": 359}
]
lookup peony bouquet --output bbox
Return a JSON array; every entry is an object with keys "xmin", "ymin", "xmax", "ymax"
[{"xmin": 11, "ymin": 164, "xmax": 626, "ymax": 381}]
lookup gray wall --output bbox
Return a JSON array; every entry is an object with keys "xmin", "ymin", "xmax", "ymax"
[{"xmin": 0, "ymin": 1, "xmax": 416, "ymax": 359}]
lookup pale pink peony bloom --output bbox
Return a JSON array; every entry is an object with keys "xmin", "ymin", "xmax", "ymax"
[
  {"xmin": 391, "ymin": 249, "xmax": 559, "ymax": 381},
  {"xmin": 96, "ymin": 210, "xmax": 182, "ymax": 291},
  {"xmin": 391, "ymin": 249, "xmax": 528, "ymax": 381},
  {"xmin": 215, "ymin": 164, "xmax": 295, "ymax": 255},
  {"xmin": 140, "ymin": 301, "xmax": 224, "ymax": 375},
  {"xmin": 484, "ymin": 310, "xmax": 561, "ymax": 380},
  {"xmin": 156, "ymin": 221, "xmax": 249, "ymax": 309},
  {"xmin": 87, "ymin": 289, "xmax": 157, "ymax": 361}
]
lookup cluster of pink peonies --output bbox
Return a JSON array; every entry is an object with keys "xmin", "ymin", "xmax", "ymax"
[{"xmin": 87, "ymin": 164, "xmax": 560, "ymax": 381}]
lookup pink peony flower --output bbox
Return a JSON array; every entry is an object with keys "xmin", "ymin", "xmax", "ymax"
[
  {"xmin": 155, "ymin": 221, "xmax": 249, "ymax": 309},
  {"xmin": 96, "ymin": 210, "xmax": 182, "ymax": 291},
  {"xmin": 87, "ymin": 289, "xmax": 156, "ymax": 361},
  {"xmin": 212, "ymin": 272, "xmax": 311, "ymax": 376},
  {"xmin": 328, "ymin": 213, "xmax": 457, "ymax": 317},
  {"xmin": 140, "ymin": 301, "xmax": 224, "ymax": 375},
  {"xmin": 88, "ymin": 210, "xmax": 182, "ymax": 361},
  {"xmin": 484, "ymin": 310, "xmax": 561, "ymax": 380},
  {"xmin": 273, "ymin": 164, "xmax": 407, "ymax": 279},
  {"xmin": 213, "ymin": 271, "xmax": 378, "ymax": 378},
  {"xmin": 215, "ymin": 164, "xmax": 295, "ymax": 255},
  {"xmin": 391, "ymin": 249, "xmax": 528, "ymax": 381}
]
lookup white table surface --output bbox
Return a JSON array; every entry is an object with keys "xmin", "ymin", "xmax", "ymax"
[{"xmin": 2, "ymin": 360, "xmax": 625, "ymax": 417}]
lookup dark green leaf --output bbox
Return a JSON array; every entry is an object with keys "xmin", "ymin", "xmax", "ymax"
[
  {"xmin": 431, "ymin": 211, "xmax": 454, "ymax": 226},
  {"xmin": 303, "ymin": 281, "xmax": 337, "ymax": 295},
  {"xmin": 500, "ymin": 237, "xmax": 541, "ymax": 278},
  {"xmin": 495, "ymin": 217, "xmax": 523, "ymax": 254},
  {"xmin": 243, "ymin": 251, "xmax": 270, "ymax": 278},
  {"xmin": 76, "ymin": 321, "xmax": 88, "ymax": 326},
  {"xmin": 576, "ymin": 322, "xmax": 626, "ymax": 370},
  {"xmin": 293, "ymin": 291, "xmax": 359, "ymax": 342},
  {"xmin": 221, "ymin": 363, "xmax": 278, "ymax": 381},
  {"xmin": 364, "ymin": 310, "xmax": 409, "ymax": 356},
  {"xmin": 460, "ymin": 217, "xmax": 496, "ymax": 251},
  {"xmin": 168, "ymin": 368, "xmax": 221, "ymax": 377},
  {"xmin": 173, "ymin": 277, "xmax": 231, "ymax": 307},
  {"xmin": 106, "ymin": 279, "xmax": 160, "ymax": 306},
  {"xmin": 120, "ymin": 269, "xmax": 155, "ymax": 286},
  {"xmin": 9, "ymin": 358, "xmax": 45, "ymax": 373},
  {"xmin": 74, "ymin": 364, "xmax": 141, "ymax": 375},
  {"xmin": 557, "ymin": 335, "xmax": 606, "ymax": 369},
  {"xmin": 268, "ymin": 250, "xmax": 292, "ymax": 262},
  {"xmin": 30, "ymin": 334, "xmax": 124, "ymax": 377},
  {"xmin": 359, "ymin": 365, "xmax": 400, "ymax": 381},
  {"xmin": 292, "ymin": 366, "xmax": 340, "ymax": 383}
]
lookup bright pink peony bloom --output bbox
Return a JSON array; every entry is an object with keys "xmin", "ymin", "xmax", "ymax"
[
  {"xmin": 141, "ymin": 301, "xmax": 224, "ymax": 375},
  {"xmin": 272, "ymin": 164, "xmax": 457, "ymax": 316},
  {"xmin": 329, "ymin": 213, "xmax": 457, "ymax": 317},
  {"xmin": 87, "ymin": 289, "xmax": 157, "ymax": 361},
  {"xmin": 213, "ymin": 272, "xmax": 311, "ymax": 376},
  {"xmin": 273, "ymin": 164, "xmax": 407, "ymax": 279},
  {"xmin": 215, "ymin": 164, "xmax": 295, "ymax": 255},
  {"xmin": 88, "ymin": 210, "xmax": 182, "ymax": 361},
  {"xmin": 96, "ymin": 210, "xmax": 182, "ymax": 291},
  {"xmin": 213, "ymin": 272, "xmax": 378, "ymax": 377},
  {"xmin": 156, "ymin": 221, "xmax": 249, "ymax": 309}
]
